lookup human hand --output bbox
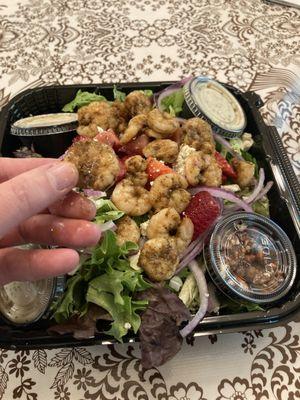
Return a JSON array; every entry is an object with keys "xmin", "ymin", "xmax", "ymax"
[{"xmin": 0, "ymin": 158, "xmax": 101, "ymax": 285}]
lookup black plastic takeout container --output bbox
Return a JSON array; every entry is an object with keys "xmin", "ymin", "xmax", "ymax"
[{"xmin": 0, "ymin": 81, "xmax": 299, "ymax": 350}]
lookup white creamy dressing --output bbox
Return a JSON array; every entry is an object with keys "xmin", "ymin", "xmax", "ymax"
[
  {"xmin": 13, "ymin": 113, "xmax": 78, "ymax": 128},
  {"xmin": 0, "ymin": 279, "xmax": 54, "ymax": 324},
  {"xmin": 192, "ymin": 81, "xmax": 245, "ymax": 132}
]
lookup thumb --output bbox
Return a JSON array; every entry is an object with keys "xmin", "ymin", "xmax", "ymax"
[{"xmin": 0, "ymin": 161, "xmax": 78, "ymax": 238}]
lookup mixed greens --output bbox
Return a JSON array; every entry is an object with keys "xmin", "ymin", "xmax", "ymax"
[{"xmin": 48, "ymin": 78, "xmax": 276, "ymax": 369}]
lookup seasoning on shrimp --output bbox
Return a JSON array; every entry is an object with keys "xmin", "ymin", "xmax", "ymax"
[
  {"xmin": 125, "ymin": 155, "xmax": 148, "ymax": 187},
  {"xmin": 150, "ymin": 173, "xmax": 191, "ymax": 213},
  {"xmin": 146, "ymin": 208, "xmax": 194, "ymax": 254},
  {"xmin": 185, "ymin": 151, "xmax": 222, "ymax": 187},
  {"xmin": 111, "ymin": 179, "xmax": 152, "ymax": 216},
  {"xmin": 147, "ymin": 109, "xmax": 179, "ymax": 138},
  {"xmin": 232, "ymin": 158, "xmax": 255, "ymax": 188},
  {"xmin": 183, "ymin": 117, "xmax": 215, "ymax": 154},
  {"xmin": 64, "ymin": 140, "xmax": 120, "ymax": 190},
  {"xmin": 115, "ymin": 216, "xmax": 140, "ymax": 246},
  {"xmin": 139, "ymin": 237, "xmax": 179, "ymax": 281},
  {"xmin": 124, "ymin": 90, "xmax": 152, "ymax": 118},
  {"xmin": 77, "ymin": 101, "xmax": 122, "ymax": 137},
  {"xmin": 120, "ymin": 114, "xmax": 148, "ymax": 144},
  {"xmin": 143, "ymin": 139, "xmax": 179, "ymax": 164}
]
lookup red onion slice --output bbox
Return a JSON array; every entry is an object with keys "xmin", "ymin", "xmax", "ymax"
[
  {"xmin": 83, "ymin": 189, "xmax": 106, "ymax": 198},
  {"xmin": 180, "ymin": 260, "xmax": 209, "ymax": 338},
  {"xmin": 189, "ymin": 187, "xmax": 253, "ymax": 212},
  {"xmin": 98, "ymin": 221, "xmax": 116, "ymax": 232},
  {"xmin": 252, "ymin": 181, "xmax": 274, "ymax": 202},
  {"xmin": 213, "ymin": 132, "xmax": 244, "ymax": 161},
  {"xmin": 243, "ymin": 168, "xmax": 265, "ymax": 204},
  {"xmin": 176, "ymin": 234, "xmax": 206, "ymax": 275},
  {"xmin": 154, "ymin": 76, "xmax": 193, "ymax": 110}
]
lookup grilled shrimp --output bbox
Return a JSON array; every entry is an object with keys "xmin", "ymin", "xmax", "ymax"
[
  {"xmin": 64, "ymin": 140, "xmax": 120, "ymax": 190},
  {"xmin": 146, "ymin": 208, "xmax": 194, "ymax": 254},
  {"xmin": 183, "ymin": 117, "xmax": 215, "ymax": 154},
  {"xmin": 77, "ymin": 101, "xmax": 120, "ymax": 137},
  {"xmin": 185, "ymin": 151, "xmax": 222, "ymax": 187},
  {"xmin": 111, "ymin": 179, "xmax": 152, "ymax": 216},
  {"xmin": 150, "ymin": 173, "xmax": 191, "ymax": 213},
  {"xmin": 124, "ymin": 90, "xmax": 152, "ymax": 118},
  {"xmin": 147, "ymin": 109, "xmax": 179, "ymax": 137},
  {"xmin": 125, "ymin": 155, "xmax": 148, "ymax": 187},
  {"xmin": 115, "ymin": 216, "xmax": 140, "ymax": 246},
  {"xmin": 120, "ymin": 114, "xmax": 148, "ymax": 144},
  {"xmin": 142, "ymin": 139, "xmax": 179, "ymax": 163},
  {"xmin": 139, "ymin": 237, "xmax": 179, "ymax": 281},
  {"xmin": 232, "ymin": 159, "xmax": 255, "ymax": 188}
]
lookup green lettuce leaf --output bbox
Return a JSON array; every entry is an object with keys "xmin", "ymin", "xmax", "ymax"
[
  {"xmin": 142, "ymin": 89, "xmax": 153, "ymax": 97},
  {"xmin": 160, "ymin": 89, "xmax": 184, "ymax": 116},
  {"xmin": 113, "ymin": 85, "xmax": 126, "ymax": 102},
  {"xmin": 51, "ymin": 274, "xmax": 87, "ymax": 323},
  {"xmin": 252, "ymin": 196, "xmax": 270, "ymax": 217},
  {"xmin": 94, "ymin": 198, "xmax": 124, "ymax": 224},
  {"xmin": 219, "ymin": 296, "xmax": 264, "ymax": 313},
  {"xmin": 52, "ymin": 231, "xmax": 150, "ymax": 341},
  {"xmin": 62, "ymin": 90, "xmax": 107, "ymax": 112}
]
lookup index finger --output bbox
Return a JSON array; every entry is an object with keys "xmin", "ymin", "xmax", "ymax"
[
  {"xmin": 0, "ymin": 157, "xmax": 55, "ymax": 183},
  {"xmin": 0, "ymin": 161, "xmax": 78, "ymax": 238}
]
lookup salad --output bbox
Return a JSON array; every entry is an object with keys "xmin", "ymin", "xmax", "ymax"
[{"xmin": 20, "ymin": 79, "xmax": 274, "ymax": 368}]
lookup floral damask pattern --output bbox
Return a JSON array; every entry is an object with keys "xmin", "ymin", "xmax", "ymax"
[
  {"xmin": 0, "ymin": 0, "xmax": 299, "ymax": 399},
  {"xmin": 0, "ymin": 323, "xmax": 299, "ymax": 399}
]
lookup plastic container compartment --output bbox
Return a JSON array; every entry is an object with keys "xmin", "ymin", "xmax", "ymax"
[
  {"xmin": 204, "ymin": 212, "xmax": 297, "ymax": 304},
  {"xmin": 0, "ymin": 81, "xmax": 299, "ymax": 350},
  {"xmin": 10, "ymin": 113, "xmax": 78, "ymax": 158},
  {"xmin": 182, "ymin": 76, "xmax": 247, "ymax": 138}
]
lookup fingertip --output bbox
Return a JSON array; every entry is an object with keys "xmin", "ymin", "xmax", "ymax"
[
  {"xmin": 58, "ymin": 249, "xmax": 80, "ymax": 273},
  {"xmin": 46, "ymin": 161, "xmax": 78, "ymax": 192}
]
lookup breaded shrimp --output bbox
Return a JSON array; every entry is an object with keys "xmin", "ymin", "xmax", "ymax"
[
  {"xmin": 147, "ymin": 109, "xmax": 179, "ymax": 137},
  {"xmin": 125, "ymin": 155, "xmax": 148, "ymax": 187},
  {"xmin": 146, "ymin": 208, "xmax": 194, "ymax": 254},
  {"xmin": 77, "ymin": 101, "xmax": 120, "ymax": 137},
  {"xmin": 150, "ymin": 173, "xmax": 191, "ymax": 213},
  {"xmin": 143, "ymin": 139, "xmax": 179, "ymax": 163},
  {"xmin": 120, "ymin": 114, "xmax": 148, "ymax": 144},
  {"xmin": 139, "ymin": 237, "xmax": 179, "ymax": 281},
  {"xmin": 124, "ymin": 90, "xmax": 152, "ymax": 118},
  {"xmin": 64, "ymin": 140, "xmax": 120, "ymax": 190},
  {"xmin": 185, "ymin": 151, "xmax": 222, "ymax": 187},
  {"xmin": 183, "ymin": 117, "xmax": 215, "ymax": 154},
  {"xmin": 115, "ymin": 216, "xmax": 140, "ymax": 246},
  {"xmin": 111, "ymin": 179, "xmax": 152, "ymax": 216},
  {"xmin": 232, "ymin": 159, "xmax": 255, "ymax": 188}
]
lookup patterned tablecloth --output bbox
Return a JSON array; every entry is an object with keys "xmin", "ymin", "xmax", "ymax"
[{"xmin": 0, "ymin": 0, "xmax": 299, "ymax": 399}]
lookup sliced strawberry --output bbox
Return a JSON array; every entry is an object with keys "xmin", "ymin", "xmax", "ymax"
[
  {"xmin": 118, "ymin": 134, "xmax": 149, "ymax": 156},
  {"xmin": 146, "ymin": 157, "xmax": 174, "ymax": 181},
  {"xmin": 215, "ymin": 151, "xmax": 237, "ymax": 180},
  {"xmin": 183, "ymin": 191, "xmax": 221, "ymax": 240},
  {"xmin": 116, "ymin": 158, "xmax": 127, "ymax": 182},
  {"xmin": 94, "ymin": 129, "xmax": 121, "ymax": 151},
  {"xmin": 222, "ymin": 173, "xmax": 228, "ymax": 184}
]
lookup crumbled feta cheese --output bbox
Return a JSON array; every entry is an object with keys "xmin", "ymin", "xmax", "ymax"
[
  {"xmin": 124, "ymin": 322, "xmax": 131, "ymax": 330},
  {"xmin": 221, "ymin": 184, "xmax": 241, "ymax": 193},
  {"xmin": 97, "ymin": 126, "xmax": 104, "ymax": 133},
  {"xmin": 140, "ymin": 220, "xmax": 150, "ymax": 237},
  {"xmin": 173, "ymin": 144, "xmax": 196, "ymax": 176},
  {"xmin": 241, "ymin": 133, "xmax": 254, "ymax": 151}
]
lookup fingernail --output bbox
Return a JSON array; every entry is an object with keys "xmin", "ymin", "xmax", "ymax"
[{"xmin": 47, "ymin": 162, "xmax": 78, "ymax": 191}]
